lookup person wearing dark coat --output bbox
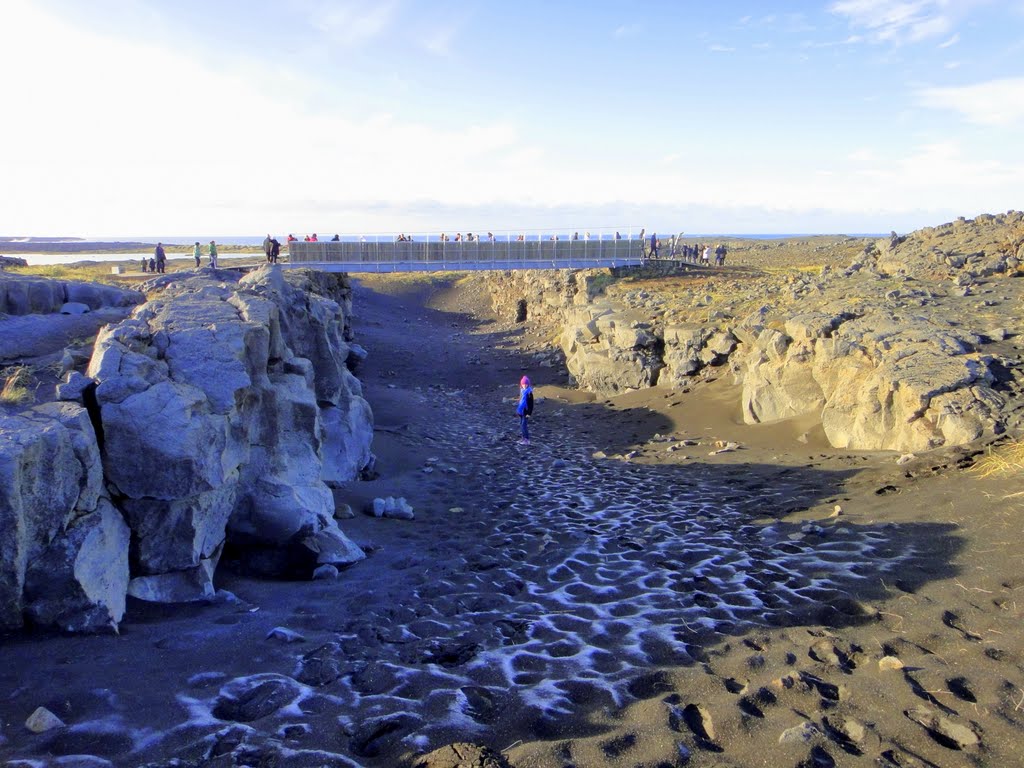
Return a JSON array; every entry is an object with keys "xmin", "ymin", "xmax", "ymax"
[{"xmin": 269, "ymin": 237, "xmax": 281, "ymax": 264}]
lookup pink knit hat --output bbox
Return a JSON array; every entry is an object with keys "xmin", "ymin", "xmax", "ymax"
[{"xmin": 520, "ymin": 376, "xmax": 530, "ymax": 386}]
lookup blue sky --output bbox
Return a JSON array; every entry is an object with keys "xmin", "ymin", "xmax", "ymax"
[{"xmin": 1, "ymin": 0, "xmax": 1022, "ymax": 237}]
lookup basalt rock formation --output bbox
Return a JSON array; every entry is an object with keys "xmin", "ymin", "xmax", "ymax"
[
  {"xmin": 481, "ymin": 212, "xmax": 1024, "ymax": 452},
  {"xmin": 0, "ymin": 272, "xmax": 144, "ymax": 315},
  {"xmin": 0, "ymin": 266, "xmax": 374, "ymax": 632}
]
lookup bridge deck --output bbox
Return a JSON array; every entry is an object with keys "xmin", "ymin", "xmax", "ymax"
[{"xmin": 286, "ymin": 239, "xmax": 644, "ymax": 272}]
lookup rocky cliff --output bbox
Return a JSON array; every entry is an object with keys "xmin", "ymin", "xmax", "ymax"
[
  {"xmin": 0, "ymin": 266, "xmax": 374, "ymax": 633},
  {"xmin": 478, "ymin": 212, "xmax": 1024, "ymax": 452}
]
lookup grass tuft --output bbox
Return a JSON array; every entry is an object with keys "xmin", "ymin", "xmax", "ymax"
[
  {"xmin": 0, "ymin": 366, "xmax": 34, "ymax": 405},
  {"xmin": 973, "ymin": 440, "xmax": 1024, "ymax": 481}
]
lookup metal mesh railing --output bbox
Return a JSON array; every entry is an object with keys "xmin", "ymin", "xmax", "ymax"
[{"xmin": 286, "ymin": 237, "xmax": 646, "ymax": 271}]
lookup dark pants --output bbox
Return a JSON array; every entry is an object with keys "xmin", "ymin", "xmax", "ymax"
[{"xmin": 519, "ymin": 414, "xmax": 530, "ymax": 441}]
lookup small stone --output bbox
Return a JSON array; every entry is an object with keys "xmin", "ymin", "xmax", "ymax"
[
  {"xmin": 828, "ymin": 505, "xmax": 842, "ymax": 518},
  {"xmin": 825, "ymin": 715, "xmax": 865, "ymax": 745},
  {"xmin": 383, "ymin": 497, "xmax": 415, "ymax": 520},
  {"xmin": 787, "ymin": 532, "xmax": 806, "ymax": 541},
  {"xmin": 266, "ymin": 627, "xmax": 306, "ymax": 644},
  {"xmin": 779, "ymin": 721, "xmax": 819, "ymax": 744},
  {"xmin": 334, "ymin": 503, "xmax": 355, "ymax": 520},
  {"xmin": 60, "ymin": 301, "xmax": 91, "ymax": 315},
  {"xmin": 879, "ymin": 655, "xmax": 904, "ymax": 671},
  {"xmin": 708, "ymin": 441, "xmax": 740, "ymax": 455},
  {"xmin": 421, "ymin": 466, "xmax": 434, "ymax": 474},
  {"xmin": 55, "ymin": 371, "xmax": 94, "ymax": 402},
  {"xmin": 905, "ymin": 706, "xmax": 979, "ymax": 749},
  {"xmin": 448, "ymin": 507, "xmax": 464, "ymax": 514},
  {"xmin": 25, "ymin": 706, "xmax": 64, "ymax": 733},
  {"xmin": 896, "ymin": 453, "xmax": 916, "ymax": 465},
  {"xmin": 809, "ymin": 639, "xmax": 841, "ymax": 666},
  {"xmin": 593, "ymin": 450, "xmax": 607, "ymax": 459},
  {"xmin": 312, "ymin": 564, "xmax": 339, "ymax": 581}
]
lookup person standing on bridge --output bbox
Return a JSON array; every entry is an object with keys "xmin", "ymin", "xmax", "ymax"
[
  {"xmin": 263, "ymin": 234, "xmax": 273, "ymax": 263},
  {"xmin": 650, "ymin": 232, "xmax": 659, "ymax": 259},
  {"xmin": 208, "ymin": 240, "xmax": 218, "ymax": 269},
  {"xmin": 270, "ymin": 236, "xmax": 281, "ymax": 264},
  {"xmin": 516, "ymin": 376, "xmax": 534, "ymax": 445}
]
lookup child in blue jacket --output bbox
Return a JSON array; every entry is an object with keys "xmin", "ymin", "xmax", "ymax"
[{"xmin": 516, "ymin": 376, "xmax": 534, "ymax": 444}]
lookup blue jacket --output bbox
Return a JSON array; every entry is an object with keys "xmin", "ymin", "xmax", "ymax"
[{"xmin": 516, "ymin": 385, "xmax": 533, "ymax": 416}]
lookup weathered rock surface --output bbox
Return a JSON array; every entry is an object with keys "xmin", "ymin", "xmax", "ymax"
[
  {"xmin": 88, "ymin": 266, "xmax": 372, "ymax": 589},
  {"xmin": 0, "ymin": 403, "xmax": 125, "ymax": 632},
  {"xmin": 476, "ymin": 212, "xmax": 1024, "ymax": 452},
  {"xmin": 0, "ymin": 265, "xmax": 374, "ymax": 631},
  {"xmin": 0, "ymin": 272, "xmax": 143, "ymax": 315}
]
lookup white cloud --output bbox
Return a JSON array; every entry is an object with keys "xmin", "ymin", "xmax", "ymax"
[
  {"xmin": 422, "ymin": 25, "xmax": 458, "ymax": 56},
  {"xmin": 938, "ymin": 32, "xmax": 960, "ymax": 47},
  {"xmin": 300, "ymin": 0, "xmax": 399, "ymax": 46},
  {"xmin": 830, "ymin": 0, "xmax": 957, "ymax": 44},
  {"xmin": 801, "ymin": 34, "xmax": 863, "ymax": 48},
  {"xmin": 613, "ymin": 23, "xmax": 642, "ymax": 38},
  {"xmin": 709, "ymin": 44, "xmax": 736, "ymax": 52},
  {"xmin": 0, "ymin": 1, "xmax": 1018, "ymax": 237},
  {"xmin": 917, "ymin": 77, "xmax": 1024, "ymax": 125}
]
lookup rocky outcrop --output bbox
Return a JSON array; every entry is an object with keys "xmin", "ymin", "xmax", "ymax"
[
  {"xmin": 1, "ymin": 266, "xmax": 374, "ymax": 631},
  {"xmin": 560, "ymin": 304, "xmax": 664, "ymax": 392},
  {"xmin": 0, "ymin": 403, "xmax": 127, "ymax": 632},
  {"xmin": 0, "ymin": 272, "xmax": 143, "ymax": 315},
  {"xmin": 87, "ymin": 267, "xmax": 372, "ymax": 597},
  {"xmin": 737, "ymin": 310, "xmax": 1004, "ymax": 450},
  {"xmin": 476, "ymin": 213, "xmax": 1024, "ymax": 452},
  {"xmin": 856, "ymin": 211, "xmax": 1024, "ymax": 282}
]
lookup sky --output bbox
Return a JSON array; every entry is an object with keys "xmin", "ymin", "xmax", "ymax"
[{"xmin": 1, "ymin": 0, "xmax": 1022, "ymax": 238}]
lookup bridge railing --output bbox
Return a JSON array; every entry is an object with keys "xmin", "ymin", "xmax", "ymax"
[{"xmin": 286, "ymin": 238, "xmax": 645, "ymax": 271}]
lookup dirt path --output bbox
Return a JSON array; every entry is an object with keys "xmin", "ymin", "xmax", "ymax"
[{"xmin": 1, "ymin": 275, "xmax": 1022, "ymax": 768}]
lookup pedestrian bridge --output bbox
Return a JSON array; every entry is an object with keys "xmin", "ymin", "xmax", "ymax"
[{"xmin": 286, "ymin": 239, "xmax": 645, "ymax": 272}]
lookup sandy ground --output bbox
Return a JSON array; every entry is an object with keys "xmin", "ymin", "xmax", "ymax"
[{"xmin": 1, "ymin": 265, "xmax": 1023, "ymax": 768}]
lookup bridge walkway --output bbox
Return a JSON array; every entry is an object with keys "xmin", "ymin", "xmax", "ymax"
[{"xmin": 285, "ymin": 238, "xmax": 645, "ymax": 272}]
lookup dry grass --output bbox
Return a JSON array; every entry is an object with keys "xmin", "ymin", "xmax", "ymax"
[
  {"xmin": 0, "ymin": 366, "xmax": 34, "ymax": 405},
  {"xmin": 8, "ymin": 263, "xmax": 129, "ymax": 283},
  {"xmin": 973, "ymin": 441, "xmax": 1024, "ymax": 489}
]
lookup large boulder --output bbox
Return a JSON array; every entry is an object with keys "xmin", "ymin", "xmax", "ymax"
[
  {"xmin": 87, "ymin": 266, "xmax": 371, "ymax": 594},
  {"xmin": 561, "ymin": 305, "xmax": 663, "ymax": 393},
  {"xmin": 23, "ymin": 499, "xmax": 130, "ymax": 633},
  {"xmin": 0, "ymin": 404, "xmax": 115, "ymax": 631}
]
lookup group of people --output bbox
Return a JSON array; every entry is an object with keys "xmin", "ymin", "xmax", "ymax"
[
  {"xmin": 141, "ymin": 243, "xmax": 167, "ymax": 274},
  {"xmin": 643, "ymin": 231, "xmax": 727, "ymax": 266},
  {"xmin": 437, "ymin": 232, "xmax": 497, "ymax": 243},
  {"xmin": 141, "ymin": 240, "xmax": 219, "ymax": 273},
  {"xmin": 262, "ymin": 235, "xmax": 281, "ymax": 263}
]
